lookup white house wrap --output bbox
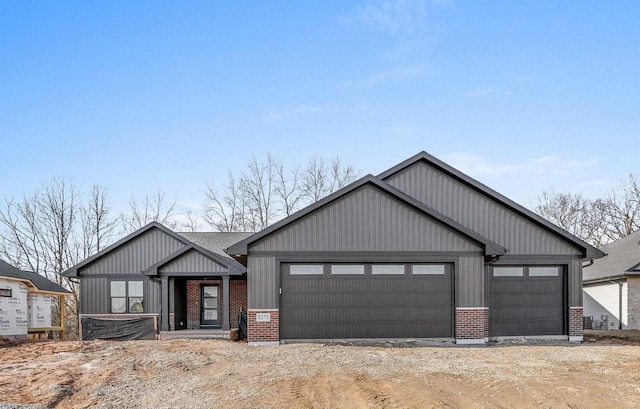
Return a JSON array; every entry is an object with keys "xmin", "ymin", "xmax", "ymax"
[
  {"xmin": 0, "ymin": 278, "xmax": 29, "ymax": 337},
  {"xmin": 28, "ymin": 293, "xmax": 53, "ymax": 328}
]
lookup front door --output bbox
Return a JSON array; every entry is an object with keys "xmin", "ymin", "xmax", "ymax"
[{"xmin": 201, "ymin": 285, "xmax": 220, "ymax": 327}]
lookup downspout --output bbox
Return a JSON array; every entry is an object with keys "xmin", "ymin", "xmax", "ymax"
[{"xmin": 610, "ymin": 278, "xmax": 624, "ymax": 330}]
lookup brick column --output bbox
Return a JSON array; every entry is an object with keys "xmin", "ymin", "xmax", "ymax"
[
  {"xmin": 455, "ymin": 307, "xmax": 488, "ymax": 345},
  {"xmin": 569, "ymin": 306, "xmax": 583, "ymax": 342},
  {"xmin": 247, "ymin": 309, "xmax": 279, "ymax": 345},
  {"xmin": 230, "ymin": 280, "xmax": 247, "ymax": 328}
]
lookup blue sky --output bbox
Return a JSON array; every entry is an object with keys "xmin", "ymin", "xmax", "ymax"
[{"xmin": 1, "ymin": 1, "xmax": 639, "ymax": 217}]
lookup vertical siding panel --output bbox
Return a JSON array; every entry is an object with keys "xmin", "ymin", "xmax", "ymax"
[
  {"xmin": 159, "ymin": 250, "xmax": 228, "ymax": 273},
  {"xmin": 252, "ymin": 185, "xmax": 480, "ymax": 253},
  {"xmin": 569, "ymin": 258, "xmax": 582, "ymax": 306},
  {"xmin": 385, "ymin": 163, "xmax": 581, "ymax": 256},
  {"xmin": 248, "ymin": 256, "xmax": 276, "ymax": 309},
  {"xmin": 458, "ymin": 255, "xmax": 484, "ymax": 307},
  {"xmin": 80, "ymin": 229, "xmax": 186, "ymax": 275}
]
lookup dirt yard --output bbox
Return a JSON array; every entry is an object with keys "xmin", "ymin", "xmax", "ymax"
[{"xmin": 1, "ymin": 335, "xmax": 640, "ymax": 409}]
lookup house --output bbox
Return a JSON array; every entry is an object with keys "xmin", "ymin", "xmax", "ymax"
[
  {"xmin": 62, "ymin": 224, "xmax": 251, "ymax": 339},
  {"xmin": 0, "ymin": 259, "xmax": 71, "ymax": 339},
  {"xmin": 583, "ymin": 230, "xmax": 640, "ymax": 330},
  {"xmin": 65, "ymin": 151, "xmax": 604, "ymax": 344},
  {"xmin": 227, "ymin": 151, "xmax": 604, "ymax": 345}
]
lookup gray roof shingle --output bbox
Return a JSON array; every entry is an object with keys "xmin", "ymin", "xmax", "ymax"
[
  {"xmin": 583, "ymin": 230, "xmax": 640, "ymax": 282},
  {"xmin": 178, "ymin": 231, "xmax": 253, "ymax": 272},
  {"xmin": 0, "ymin": 259, "xmax": 71, "ymax": 293}
]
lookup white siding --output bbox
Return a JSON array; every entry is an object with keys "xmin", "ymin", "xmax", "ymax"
[{"xmin": 583, "ymin": 282, "xmax": 627, "ymax": 329}]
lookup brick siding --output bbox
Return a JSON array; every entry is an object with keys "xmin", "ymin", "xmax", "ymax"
[
  {"xmin": 455, "ymin": 307, "xmax": 488, "ymax": 340},
  {"xmin": 186, "ymin": 280, "xmax": 222, "ymax": 329},
  {"xmin": 230, "ymin": 280, "xmax": 247, "ymax": 328},
  {"xmin": 247, "ymin": 309, "xmax": 279, "ymax": 343},
  {"xmin": 569, "ymin": 306, "xmax": 583, "ymax": 337}
]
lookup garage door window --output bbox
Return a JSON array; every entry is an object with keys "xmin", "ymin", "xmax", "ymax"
[
  {"xmin": 412, "ymin": 264, "xmax": 445, "ymax": 275},
  {"xmin": 493, "ymin": 267, "xmax": 524, "ymax": 277},
  {"xmin": 331, "ymin": 264, "xmax": 365, "ymax": 275},
  {"xmin": 371, "ymin": 264, "xmax": 405, "ymax": 275},
  {"xmin": 529, "ymin": 267, "xmax": 560, "ymax": 276},
  {"xmin": 290, "ymin": 265, "xmax": 324, "ymax": 275}
]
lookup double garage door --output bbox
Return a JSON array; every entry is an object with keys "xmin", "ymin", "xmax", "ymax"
[{"xmin": 280, "ymin": 263, "xmax": 453, "ymax": 339}]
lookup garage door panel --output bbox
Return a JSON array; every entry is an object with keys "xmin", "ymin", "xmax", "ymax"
[
  {"xmin": 489, "ymin": 268, "xmax": 565, "ymax": 337},
  {"xmin": 281, "ymin": 264, "xmax": 453, "ymax": 339}
]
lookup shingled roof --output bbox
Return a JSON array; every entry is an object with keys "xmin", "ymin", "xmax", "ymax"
[
  {"xmin": 178, "ymin": 231, "xmax": 252, "ymax": 272},
  {"xmin": 583, "ymin": 230, "xmax": 640, "ymax": 282},
  {"xmin": 0, "ymin": 259, "xmax": 71, "ymax": 294}
]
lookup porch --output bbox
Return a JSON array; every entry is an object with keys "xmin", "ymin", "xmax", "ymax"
[{"xmin": 159, "ymin": 275, "xmax": 247, "ymax": 332}]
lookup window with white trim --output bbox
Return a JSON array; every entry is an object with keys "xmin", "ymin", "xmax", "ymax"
[{"xmin": 111, "ymin": 280, "xmax": 144, "ymax": 313}]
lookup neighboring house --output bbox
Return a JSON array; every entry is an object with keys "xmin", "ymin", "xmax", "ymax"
[
  {"xmin": 0, "ymin": 259, "xmax": 71, "ymax": 339},
  {"xmin": 64, "ymin": 151, "xmax": 604, "ymax": 345},
  {"xmin": 62, "ymin": 224, "xmax": 251, "ymax": 338},
  {"xmin": 583, "ymin": 230, "xmax": 640, "ymax": 330},
  {"xmin": 227, "ymin": 151, "xmax": 604, "ymax": 345}
]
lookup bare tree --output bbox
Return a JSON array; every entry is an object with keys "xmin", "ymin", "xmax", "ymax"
[
  {"xmin": 534, "ymin": 190, "xmax": 608, "ymax": 247},
  {"xmin": 204, "ymin": 153, "xmax": 360, "ymax": 232},
  {"xmin": 80, "ymin": 185, "xmax": 119, "ymax": 259},
  {"xmin": 534, "ymin": 174, "xmax": 640, "ymax": 247},
  {"xmin": 241, "ymin": 154, "xmax": 279, "ymax": 230},
  {"xmin": 302, "ymin": 156, "xmax": 358, "ymax": 202},
  {"xmin": 122, "ymin": 190, "xmax": 177, "ymax": 233},
  {"xmin": 329, "ymin": 156, "xmax": 358, "ymax": 192},
  {"xmin": 204, "ymin": 172, "xmax": 251, "ymax": 232},
  {"xmin": 276, "ymin": 161, "xmax": 304, "ymax": 217},
  {"xmin": 302, "ymin": 156, "xmax": 329, "ymax": 202},
  {"xmin": 177, "ymin": 210, "xmax": 201, "ymax": 232},
  {"xmin": 0, "ymin": 178, "xmax": 118, "ymax": 339},
  {"xmin": 601, "ymin": 174, "xmax": 640, "ymax": 241}
]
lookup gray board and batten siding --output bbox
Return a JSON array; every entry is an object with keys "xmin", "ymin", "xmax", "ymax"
[
  {"xmin": 382, "ymin": 161, "xmax": 583, "ymax": 256},
  {"xmin": 243, "ymin": 181, "xmax": 495, "ymax": 310},
  {"xmin": 76, "ymin": 226, "xmax": 186, "ymax": 315},
  {"xmin": 67, "ymin": 223, "xmax": 246, "ymax": 316},
  {"xmin": 382, "ymin": 158, "xmax": 589, "ymax": 307},
  {"xmin": 158, "ymin": 249, "xmax": 228, "ymax": 274},
  {"xmin": 80, "ymin": 275, "xmax": 162, "ymax": 314},
  {"xmin": 378, "ymin": 152, "xmax": 602, "ymax": 259},
  {"xmin": 74, "ymin": 227, "xmax": 186, "ymax": 276},
  {"xmin": 252, "ymin": 185, "xmax": 482, "ymax": 253}
]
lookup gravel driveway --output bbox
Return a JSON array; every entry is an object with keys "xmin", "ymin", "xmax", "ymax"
[{"xmin": 1, "ymin": 337, "xmax": 639, "ymax": 408}]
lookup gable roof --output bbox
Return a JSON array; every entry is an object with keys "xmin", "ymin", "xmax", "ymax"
[
  {"xmin": 378, "ymin": 151, "xmax": 605, "ymax": 260},
  {"xmin": 0, "ymin": 259, "xmax": 71, "ymax": 294},
  {"xmin": 178, "ymin": 232, "xmax": 251, "ymax": 272},
  {"xmin": 62, "ymin": 222, "xmax": 191, "ymax": 277},
  {"xmin": 143, "ymin": 243, "xmax": 245, "ymax": 276},
  {"xmin": 226, "ymin": 174, "xmax": 507, "ymax": 257},
  {"xmin": 583, "ymin": 230, "xmax": 640, "ymax": 282}
]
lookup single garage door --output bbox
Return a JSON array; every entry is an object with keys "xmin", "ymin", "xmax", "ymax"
[
  {"xmin": 489, "ymin": 266, "xmax": 565, "ymax": 336},
  {"xmin": 280, "ymin": 263, "xmax": 453, "ymax": 339}
]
